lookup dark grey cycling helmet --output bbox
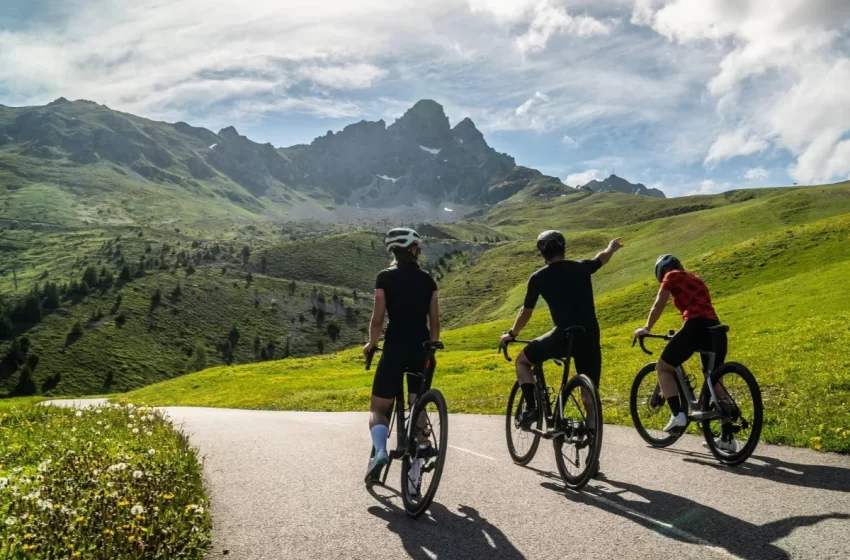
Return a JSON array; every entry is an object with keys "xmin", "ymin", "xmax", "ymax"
[
  {"xmin": 655, "ymin": 254, "xmax": 682, "ymax": 282},
  {"xmin": 536, "ymin": 230, "xmax": 566, "ymax": 256}
]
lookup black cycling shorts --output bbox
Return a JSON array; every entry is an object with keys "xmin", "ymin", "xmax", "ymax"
[
  {"xmin": 661, "ymin": 318, "xmax": 727, "ymax": 371},
  {"xmin": 521, "ymin": 327, "xmax": 601, "ymax": 387},
  {"xmin": 371, "ymin": 342, "xmax": 432, "ymax": 399}
]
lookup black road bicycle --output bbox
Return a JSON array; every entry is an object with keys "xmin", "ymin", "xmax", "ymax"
[
  {"xmin": 365, "ymin": 341, "xmax": 448, "ymax": 518},
  {"xmin": 630, "ymin": 325, "xmax": 763, "ymax": 466},
  {"xmin": 499, "ymin": 326, "xmax": 603, "ymax": 490}
]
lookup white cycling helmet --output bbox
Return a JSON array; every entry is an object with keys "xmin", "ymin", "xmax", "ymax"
[
  {"xmin": 384, "ymin": 227, "xmax": 422, "ymax": 250},
  {"xmin": 654, "ymin": 254, "xmax": 682, "ymax": 282}
]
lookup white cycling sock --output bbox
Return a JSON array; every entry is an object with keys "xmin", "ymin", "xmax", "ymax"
[{"xmin": 370, "ymin": 424, "xmax": 389, "ymax": 453}]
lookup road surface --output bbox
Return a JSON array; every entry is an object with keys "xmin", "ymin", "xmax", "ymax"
[{"xmin": 47, "ymin": 401, "xmax": 850, "ymax": 559}]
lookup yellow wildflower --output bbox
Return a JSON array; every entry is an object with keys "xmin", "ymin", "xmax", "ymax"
[
  {"xmin": 128, "ymin": 535, "xmax": 135, "ymax": 542},
  {"xmin": 162, "ymin": 492, "xmax": 174, "ymax": 500},
  {"xmin": 118, "ymin": 499, "xmax": 130, "ymax": 507},
  {"xmin": 76, "ymin": 516, "xmax": 85, "ymax": 523},
  {"xmin": 103, "ymin": 528, "xmax": 115, "ymax": 536},
  {"xmin": 23, "ymin": 545, "xmax": 36, "ymax": 552}
]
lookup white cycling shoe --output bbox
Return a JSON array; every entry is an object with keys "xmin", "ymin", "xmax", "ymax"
[
  {"xmin": 662, "ymin": 412, "xmax": 687, "ymax": 432},
  {"xmin": 703, "ymin": 437, "xmax": 739, "ymax": 453}
]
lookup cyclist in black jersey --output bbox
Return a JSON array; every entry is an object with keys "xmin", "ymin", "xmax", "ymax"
[
  {"xmin": 499, "ymin": 231, "xmax": 622, "ymax": 428},
  {"xmin": 364, "ymin": 227, "xmax": 440, "ymax": 482}
]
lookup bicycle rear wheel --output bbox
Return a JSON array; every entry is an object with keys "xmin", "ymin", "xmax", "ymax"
[
  {"xmin": 700, "ymin": 362, "xmax": 762, "ymax": 466},
  {"xmin": 401, "ymin": 389, "xmax": 448, "ymax": 518},
  {"xmin": 630, "ymin": 363, "xmax": 688, "ymax": 447},
  {"xmin": 554, "ymin": 374, "xmax": 603, "ymax": 490},
  {"xmin": 505, "ymin": 381, "xmax": 542, "ymax": 465}
]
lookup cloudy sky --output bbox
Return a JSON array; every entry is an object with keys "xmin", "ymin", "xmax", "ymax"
[{"xmin": 1, "ymin": 0, "xmax": 848, "ymax": 197}]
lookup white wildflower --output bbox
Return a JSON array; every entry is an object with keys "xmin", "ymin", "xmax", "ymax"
[
  {"xmin": 61, "ymin": 505, "xmax": 73, "ymax": 515},
  {"xmin": 106, "ymin": 482, "xmax": 114, "ymax": 488},
  {"xmin": 0, "ymin": 477, "xmax": 8, "ymax": 489},
  {"xmin": 107, "ymin": 463, "xmax": 127, "ymax": 473},
  {"xmin": 148, "ymin": 449, "xmax": 156, "ymax": 455},
  {"xmin": 75, "ymin": 410, "xmax": 83, "ymax": 417},
  {"xmin": 12, "ymin": 467, "xmax": 23, "ymax": 473},
  {"xmin": 126, "ymin": 403, "xmax": 135, "ymax": 409},
  {"xmin": 195, "ymin": 506, "xmax": 205, "ymax": 515},
  {"xmin": 132, "ymin": 471, "xmax": 143, "ymax": 479},
  {"xmin": 127, "ymin": 423, "xmax": 134, "ymax": 429},
  {"xmin": 133, "ymin": 428, "xmax": 139, "ymax": 434},
  {"xmin": 37, "ymin": 459, "xmax": 51, "ymax": 472},
  {"xmin": 26, "ymin": 490, "xmax": 40, "ymax": 500},
  {"xmin": 37, "ymin": 499, "xmax": 54, "ymax": 511},
  {"xmin": 4, "ymin": 517, "xmax": 14, "ymax": 526},
  {"xmin": 145, "ymin": 431, "xmax": 153, "ymax": 437},
  {"xmin": 95, "ymin": 409, "xmax": 102, "ymax": 414},
  {"xmin": 92, "ymin": 469, "xmax": 101, "ymax": 476},
  {"xmin": 71, "ymin": 427, "xmax": 76, "ymax": 433},
  {"xmin": 130, "ymin": 505, "xmax": 145, "ymax": 515},
  {"xmin": 97, "ymin": 421, "xmax": 103, "ymax": 426}
]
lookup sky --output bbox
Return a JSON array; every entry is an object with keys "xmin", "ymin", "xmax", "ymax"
[{"xmin": 0, "ymin": 0, "xmax": 849, "ymax": 197}]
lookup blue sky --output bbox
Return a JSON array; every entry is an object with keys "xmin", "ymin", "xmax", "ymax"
[{"xmin": 1, "ymin": 0, "xmax": 848, "ymax": 197}]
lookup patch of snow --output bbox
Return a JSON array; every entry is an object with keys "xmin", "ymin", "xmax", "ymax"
[
  {"xmin": 419, "ymin": 145, "xmax": 441, "ymax": 155},
  {"xmin": 376, "ymin": 175, "xmax": 400, "ymax": 183},
  {"xmin": 443, "ymin": 159, "xmax": 449, "ymax": 163},
  {"xmin": 458, "ymin": 138, "xmax": 463, "ymax": 144},
  {"xmin": 443, "ymin": 207, "xmax": 453, "ymax": 212},
  {"xmin": 209, "ymin": 143, "xmax": 218, "ymax": 149}
]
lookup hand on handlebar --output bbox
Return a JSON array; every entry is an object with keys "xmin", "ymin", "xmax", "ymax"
[
  {"xmin": 632, "ymin": 326, "xmax": 650, "ymax": 342},
  {"xmin": 499, "ymin": 332, "xmax": 515, "ymax": 348}
]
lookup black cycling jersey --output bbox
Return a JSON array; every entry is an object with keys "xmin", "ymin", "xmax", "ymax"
[
  {"xmin": 523, "ymin": 258, "xmax": 602, "ymax": 332},
  {"xmin": 375, "ymin": 262, "xmax": 437, "ymax": 343}
]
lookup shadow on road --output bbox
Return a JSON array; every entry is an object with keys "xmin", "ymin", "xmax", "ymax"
[
  {"xmin": 366, "ymin": 486, "xmax": 525, "ymax": 559},
  {"xmin": 680, "ymin": 454, "xmax": 850, "ymax": 493},
  {"xmin": 537, "ymin": 473, "xmax": 849, "ymax": 560}
]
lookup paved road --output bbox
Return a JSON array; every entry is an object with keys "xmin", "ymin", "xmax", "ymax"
[{"xmin": 133, "ymin": 407, "xmax": 846, "ymax": 560}]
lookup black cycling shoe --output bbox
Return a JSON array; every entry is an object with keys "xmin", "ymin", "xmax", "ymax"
[{"xmin": 517, "ymin": 408, "xmax": 538, "ymax": 429}]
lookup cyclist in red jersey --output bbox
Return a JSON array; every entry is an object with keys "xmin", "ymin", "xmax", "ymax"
[{"xmin": 633, "ymin": 255, "xmax": 730, "ymax": 446}]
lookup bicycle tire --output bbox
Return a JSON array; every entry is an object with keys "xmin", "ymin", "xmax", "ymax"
[
  {"xmin": 505, "ymin": 381, "xmax": 543, "ymax": 465},
  {"xmin": 401, "ymin": 389, "xmax": 449, "ymax": 518},
  {"xmin": 554, "ymin": 374, "xmax": 603, "ymax": 490},
  {"xmin": 629, "ymin": 363, "xmax": 688, "ymax": 448},
  {"xmin": 699, "ymin": 362, "xmax": 763, "ymax": 466}
]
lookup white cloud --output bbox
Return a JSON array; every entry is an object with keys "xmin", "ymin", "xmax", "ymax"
[
  {"xmin": 744, "ymin": 167, "xmax": 769, "ymax": 180},
  {"xmin": 515, "ymin": 1, "xmax": 611, "ymax": 55},
  {"xmin": 705, "ymin": 128, "xmax": 769, "ymax": 164},
  {"xmin": 635, "ymin": 0, "xmax": 850, "ymax": 184},
  {"xmin": 561, "ymin": 134, "xmax": 577, "ymax": 146},
  {"xmin": 686, "ymin": 179, "xmax": 729, "ymax": 196},
  {"xmin": 566, "ymin": 169, "xmax": 599, "ymax": 186}
]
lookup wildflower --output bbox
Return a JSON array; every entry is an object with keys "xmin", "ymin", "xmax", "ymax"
[
  {"xmin": 26, "ymin": 490, "xmax": 40, "ymax": 500},
  {"xmin": 37, "ymin": 459, "xmax": 51, "ymax": 472},
  {"xmin": 37, "ymin": 499, "xmax": 54, "ymax": 511},
  {"xmin": 107, "ymin": 463, "xmax": 127, "ymax": 473},
  {"xmin": 71, "ymin": 427, "xmax": 76, "ymax": 432},
  {"xmin": 118, "ymin": 499, "xmax": 130, "ymax": 507},
  {"xmin": 133, "ymin": 428, "xmax": 139, "ymax": 434},
  {"xmin": 107, "ymin": 482, "xmax": 114, "ymax": 488},
  {"xmin": 61, "ymin": 505, "xmax": 73, "ymax": 515},
  {"xmin": 196, "ymin": 506, "xmax": 205, "ymax": 515},
  {"xmin": 0, "ymin": 477, "xmax": 8, "ymax": 489},
  {"xmin": 162, "ymin": 492, "xmax": 174, "ymax": 500},
  {"xmin": 95, "ymin": 409, "xmax": 102, "ymax": 414},
  {"xmin": 103, "ymin": 528, "xmax": 115, "ymax": 536},
  {"xmin": 76, "ymin": 516, "xmax": 85, "ymax": 523},
  {"xmin": 127, "ymin": 423, "xmax": 134, "ymax": 429},
  {"xmin": 148, "ymin": 449, "xmax": 156, "ymax": 455},
  {"xmin": 5, "ymin": 517, "xmax": 15, "ymax": 526},
  {"xmin": 146, "ymin": 431, "xmax": 153, "ymax": 437},
  {"xmin": 97, "ymin": 421, "xmax": 103, "ymax": 426},
  {"xmin": 76, "ymin": 410, "xmax": 83, "ymax": 417},
  {"xmin": 128, "ymin": 535, "xmax": 136, "ymax": 542},
  {"xmin": 133, "ymin": 470, "xmax": 144, "ymax": 479},
  {"xmin": 131, "ymin": 505, "xmax": 145, "ymax": 515},
  {"xmin": 22, "ymin": 545, "xmax": 36, "ymax": 552}
]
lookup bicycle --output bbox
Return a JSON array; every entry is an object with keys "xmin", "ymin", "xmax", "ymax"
[
  {"xmin": 630, "ymin": 325, "xmax": 763, "ymax": 466},
  {"xmin": 365, "ymin": 340, "xmax": 448, "ymax": 518},
  {"xmin": 499, "ymin": 326, "xmax": 603, "ymax": 490}
]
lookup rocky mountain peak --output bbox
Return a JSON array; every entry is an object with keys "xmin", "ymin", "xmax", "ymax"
[
  {"xmin": 580, "ymin": 174, "xmax": 666, "ymax": 199},
  {"xmin": 388, "ymin": 99, "xmax": 451, "ymax": 149},
  {"xmin": 218, "ymin": 126, "xmax": 241, "ymax": 141}
]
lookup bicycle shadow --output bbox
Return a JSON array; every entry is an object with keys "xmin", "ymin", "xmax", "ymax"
[
  {"xmin": 538, "ymin": 474, "xmax": 849, "ymax": 560},
  {"xmin": 366, "ymin": 486, "xmax": 526, "ymax": 560},
  {"xmin": 678, "ymin": 453, "xmax": 850, "ymax": 493}
]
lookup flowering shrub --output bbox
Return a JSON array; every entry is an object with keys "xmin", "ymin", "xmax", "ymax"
[{"xmin": 0, "ymin": 403, "xmax": 211, "ymax": 559}]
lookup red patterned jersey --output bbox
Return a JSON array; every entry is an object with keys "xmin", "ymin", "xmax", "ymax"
[{"xmin": 661, "ymin": 270, "xmax": 718, "ymax": 322}]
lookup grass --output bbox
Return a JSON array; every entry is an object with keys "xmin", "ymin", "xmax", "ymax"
[
  {"xmin": 118, "ymin": 186, "xmax": 850, "ymax": 453},
  {"xmin": 0, "ymin": 402, "xmax": 210, "ymax": 558}
]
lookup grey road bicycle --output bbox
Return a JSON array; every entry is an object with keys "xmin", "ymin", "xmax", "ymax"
[
  {"xmin": 365, "ymin": 341, "xmax": 448, "ymax": 518},
  {"xmin": 499, "ymin": 326, "xmax": 603, "ymax": 490},
  {"xmin": 630, "ymin": 325, "xmax": 763, "ymax": 466}
]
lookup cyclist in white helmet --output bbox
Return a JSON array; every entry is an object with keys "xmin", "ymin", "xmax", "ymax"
[{"xmin": 363, "ymin": 228, "xmax": 440, "ymax": 485}]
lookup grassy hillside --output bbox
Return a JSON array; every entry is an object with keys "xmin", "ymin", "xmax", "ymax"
[{"xmin": 118, "ymin": 182, "xmax": 850, "ymax": 453}]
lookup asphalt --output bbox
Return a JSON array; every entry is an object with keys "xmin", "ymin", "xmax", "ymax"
[{"xmin": 47, "ymin": 401, "xmax": 850, "ymax": 560}]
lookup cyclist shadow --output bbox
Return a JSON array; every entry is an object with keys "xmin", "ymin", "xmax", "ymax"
[
  {"xmin": 677, "ymin": 453, "xmax": 850, "ymax": 493},
  {"xmin": 367, "ymin": 487, "xmax": 526, "ymax": 560},
  {"xmin": 538, "ymin": 474, "xmax": 849, "ymax": 560}
]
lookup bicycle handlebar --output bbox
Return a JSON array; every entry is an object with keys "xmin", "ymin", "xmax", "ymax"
[
  {"xmin": 365, "ymin": 340, "xmax": 444, "ymax": 370},
  {"xmin": 498, "ymin": 338, "xmax": 534, "ymax": 362},
  {"xmin": 631, "ymin": 332, "xmax": 674, "ymax": 355}
]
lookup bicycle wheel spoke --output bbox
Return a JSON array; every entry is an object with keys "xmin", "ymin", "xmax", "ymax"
[{"xmin": 556, "ymin": 378, "xmax": 598, "ymax": 487}]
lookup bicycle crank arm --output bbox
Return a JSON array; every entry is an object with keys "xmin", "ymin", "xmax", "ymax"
[
  {"xmin": 690, "ymin": 410, "xmax": 722, "ymax": 421},
  {"xmin": 531, "ymin": 428, "xmax": 565, "ymax": 440}
]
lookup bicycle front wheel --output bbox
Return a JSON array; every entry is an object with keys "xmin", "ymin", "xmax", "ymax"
[
  {"xmin": 401, "ymin": 389, "xmax": 448, "ymax": 518},
  {"xmin": 554, "ymin": 374, "xmax": 603, "ymax": 490},
  {"xmin": 506, "ymin": 381, "xmax": 542, "ymax": 465},
  {"xmin": 630, "ymin": 363, "xmax": 688, "ymax": 448},
  {"xmin": 699, "ymin": 362, "xmax": 763, "ymax": 466}
]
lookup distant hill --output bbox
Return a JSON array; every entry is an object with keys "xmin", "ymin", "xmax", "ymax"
[
  {"xmin": 0, "ymin": 98, "xmax": 569, "ymax": 225},
  {"xmin": 579, "ymin": 174, "xmax": 665, "ymax": 198}
]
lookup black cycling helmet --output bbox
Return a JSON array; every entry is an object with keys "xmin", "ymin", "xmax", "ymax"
[
  {"xmin": 536, "ymin": 230, "xmax": 566, "ymax": 258},
  {"xmin": 654, "ymin": 254, "xmax": 682, "ymax": 283}
]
